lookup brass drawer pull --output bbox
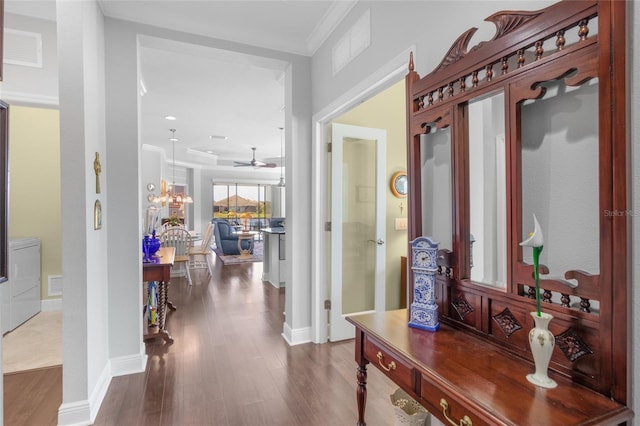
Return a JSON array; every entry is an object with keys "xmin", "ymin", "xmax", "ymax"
[
  {"xmin": 376, "ymin": 351, "xmax": 396, "ymax": 372},
  {"xmin": 440, "ymin": 398, "xmax": 472, "ymax": 426}
]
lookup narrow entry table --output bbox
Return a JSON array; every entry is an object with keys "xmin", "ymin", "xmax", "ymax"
[
  {"xmin": 142, "ymin": 247, "xmax": 176, "ymax": 343},
  {"xmin": 347, "ymin": 309, "xmax": 632, "ymax": 426}
]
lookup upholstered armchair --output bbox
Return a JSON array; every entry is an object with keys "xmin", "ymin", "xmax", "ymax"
[{"xmin": 213, "ymin": 219, "xmax": 252, "ymax": 256}]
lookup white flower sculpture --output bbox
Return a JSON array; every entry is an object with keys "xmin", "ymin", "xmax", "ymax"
[
  {"xmin": 520, "ymin": 214, "xmax": 544, "ymax": 249},
  {"xmin": 520, "ymin": 214, "xmax": 544, "ymax": 317}
]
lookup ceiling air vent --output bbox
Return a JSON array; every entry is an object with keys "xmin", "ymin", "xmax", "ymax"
[{"xmin": 4, "ymin": 28, "xmax": 43, "ymax": 68}]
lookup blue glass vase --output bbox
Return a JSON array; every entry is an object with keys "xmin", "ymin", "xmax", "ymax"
[{"xmin": 142, "ymin": 234, "xmax": 161, "ymax": 262}]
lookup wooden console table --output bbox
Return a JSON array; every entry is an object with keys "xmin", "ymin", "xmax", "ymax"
[
  {"xmin": 142, "ymin": 247, "xmax": 176, "ymax": 343},
  {"xmin": 347, "ymin": 310, "xmax": 633, "ymax": 426}
]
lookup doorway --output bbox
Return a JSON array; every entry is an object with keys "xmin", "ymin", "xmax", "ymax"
[
  {"xmin": 2, "ymin": 105, "xmax": 64, "ymax": 423},
  {"xmin": 312, "ymin": 68, "xmax": 410, "ymax": 343},
  {"xmin": 3, "ymin": 105, "xmax": 63, "ymax": 372},
  {"xmin": 328, "ymin": 124, "xmax": 387, "ymax": 341}
]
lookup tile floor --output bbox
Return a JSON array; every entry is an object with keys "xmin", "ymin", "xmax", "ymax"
[{"xmin": 2, "ymin": 310, "xmax": 62, "ymax": 373}]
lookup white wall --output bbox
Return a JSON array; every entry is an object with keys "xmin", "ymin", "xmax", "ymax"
[
  {"xmin": 311, "ymin": 1, "xmax": 555, "ymax": 112},
  {"xmin": 56, "ymin": 1, "xmax": 111, "ymax": 424},
  {"xmin": 1, "ymin": 12, "xmax": 58, "ymax": 105}
]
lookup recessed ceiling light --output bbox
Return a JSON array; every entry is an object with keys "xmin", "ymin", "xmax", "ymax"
[
  {"xmin": 209, "ymin": 135, "xmax": 228, "ymax": 140},
  {"xmin": 164, "ymin": 115, "xmax": 177, "ymax": 120},
  {"xmin": 207, "ymin": 150, "xmax": 214, "ymax": 154}
]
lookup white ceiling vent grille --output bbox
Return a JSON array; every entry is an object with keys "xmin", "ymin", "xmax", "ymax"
[
  {"xmin": 4, "ymin": 28, "xmax": 43, "ymax": 68},
  {"xmin": 332, "ymin": 9, "xmax": 370, "ymax": 75}
]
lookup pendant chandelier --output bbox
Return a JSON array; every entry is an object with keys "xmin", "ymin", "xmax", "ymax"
[
  {"xmin": 277, "ymin": 126, "xmax": 285, "ymax": 188},
  {"xmin": 156, "ymin": 129, "xmax": 193, "ymax": 204}
]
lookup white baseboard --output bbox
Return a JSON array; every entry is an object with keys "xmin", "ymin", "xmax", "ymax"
[
  {"xmin": 110, "ymin": 353, "xmax": 147, "ymax": 377},
  {"xmin": 58, "ymin": 363, "xmax": 112, "ymax": 426},
  {"xmin": 88, "ymin": 363, "xmax": 112, "ymax": 424},
  {"xmin": 57, "ymin": 400, "xmax": 92, "ymax": 426},
  {"xmin": 282, "ymin": 322, "xmax": 312, "ymax": 346},
  {"xmin": 267, "ymin": 278, "xmax": 283, "ymax": 289},
  {"xmin": 41, "ymin": 298, "xmax": 62, "ymax": 311}
]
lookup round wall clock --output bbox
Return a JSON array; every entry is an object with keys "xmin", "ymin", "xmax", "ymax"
[{"xmin": 390, "ymin": 171, "xmax": 408, "ymax": 198}]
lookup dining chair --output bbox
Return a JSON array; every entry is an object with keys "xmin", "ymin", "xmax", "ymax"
[
  {"xmin": 189, "ymin": 222, "xmax": 214, "ymax": 277},
  {"xmin": 160, "ymin": 221, "xmax": 186, "ymax": 234},
  {"xmin": 159, "ymin": 226, "xmax": 193, "ymax": 285}
]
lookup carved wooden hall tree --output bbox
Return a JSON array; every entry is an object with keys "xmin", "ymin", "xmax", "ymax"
[
  {"xmin": 346, "ymin": 1, "xmax": 631, "ymax": 425},
  {"xmin": 405, "ymin": 0, "xmax": 628, "ymax": 403}
]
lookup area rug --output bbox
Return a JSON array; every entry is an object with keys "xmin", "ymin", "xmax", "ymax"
[{"xmin": 214, "ymin": 240, "xmax": 263, "ymax": 265}]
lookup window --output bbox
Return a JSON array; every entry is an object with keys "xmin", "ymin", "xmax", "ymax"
[{"xmin": 212, "ymin": 183, "xmax": 272, "ymax": 232}]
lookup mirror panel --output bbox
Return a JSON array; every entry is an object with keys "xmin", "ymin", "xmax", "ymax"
[
  {"xmin": 521, "ymin": 78, "xmax": 600, "ymax": 279},
  {"xmin": 420, "ymin": 126, "xmax": 452, "ymax": 251},
  {"xmin": 468, "ymin": 92, "xmax": 507, "ymax": 288}
]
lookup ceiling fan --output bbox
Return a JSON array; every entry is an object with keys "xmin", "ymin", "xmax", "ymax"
[{"xmin": 234, "ymin": 147, "xmax": 277, "ymax": 168}]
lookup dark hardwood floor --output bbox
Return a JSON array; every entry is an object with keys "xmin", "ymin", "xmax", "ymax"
[
  {"xmin": 4, "ymin": 256, "xmax": 400, "ymax": 425},
  {"xmin": 94, "ymin": 257, "xmax": 398, "ymax": 425},
  {"xmin": 4, "ymin": 366, "xmax": 62, "ymax": 426}
]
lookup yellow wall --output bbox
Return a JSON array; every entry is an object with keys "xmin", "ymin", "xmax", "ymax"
[
  {"xmin": 9, "ymin": 106, "xmax": 62, "ymax": 300},
  {"xmin": 334, "ymin": 79, "xmax": 407, "ymax": 310}
]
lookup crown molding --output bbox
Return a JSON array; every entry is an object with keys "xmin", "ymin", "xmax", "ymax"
[
  {"xmin": 305, "ymin": 1, "xmax": 358, "ymax": 56},
  {"xmin": 0, "ymin": 90, "xmax": 58, "ymax": 107}
]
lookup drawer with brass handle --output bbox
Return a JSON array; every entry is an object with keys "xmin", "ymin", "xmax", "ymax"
[
  {"xmin": 363, "ymin": 336, "xmax": 414, "ymax": 390},
  {"xmin": 421, "ymin": 376, "xmax": 490, "ymax": 426}
]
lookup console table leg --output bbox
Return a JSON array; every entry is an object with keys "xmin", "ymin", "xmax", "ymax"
[
  {"xmin": 357, "ymin": 364, "xmax": 367, "ymax": 426},
  {"xmin": 157, "ymin": 281, "xmax": 174, "ymax": 343},
  {"xmin": 166, "ymin": 282, "xmax": 177, "ymax": 311}
]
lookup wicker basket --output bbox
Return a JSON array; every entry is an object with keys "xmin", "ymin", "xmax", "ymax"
[{"xmin": 390, "ymin": 388, "xmax": 430, "ymax": 426}]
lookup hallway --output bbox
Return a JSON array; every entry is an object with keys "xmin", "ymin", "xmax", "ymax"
[{"xmin": 92, "ymin": 257, "xmax": 397, "ymax": 425}]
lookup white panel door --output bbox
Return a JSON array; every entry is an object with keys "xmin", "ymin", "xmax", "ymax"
[{"xmin": 329, "ymin": 123, "xmax": 386, "ymax": 341}]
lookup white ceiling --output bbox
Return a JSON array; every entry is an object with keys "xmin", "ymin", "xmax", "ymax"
[
  {"xmin": 138, "ymin": 36, "xmax": 288, "ymax": 170},
  {"xmin": 5, "ymin": 0, "xmax": 357, "ymax": 171}
]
